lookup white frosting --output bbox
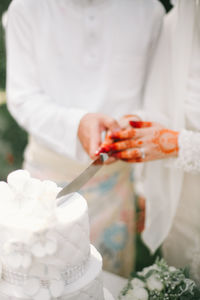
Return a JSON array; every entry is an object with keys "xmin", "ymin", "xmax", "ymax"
[
  {"xmin": 0, "ymin": 170, "xmax": 90, "ymax": 268},
  {"xmin": 0, "ymin": 170, "xmax": 112, "ymax": 300}
]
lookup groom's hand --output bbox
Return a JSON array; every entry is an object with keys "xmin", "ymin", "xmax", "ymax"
[
  {"xmin": 78, "ymin": 113, "xmax": 120, "ymax": 161},
  {"xmin": 100, "ymin": 121, "xmax": 179, "ymax": 163}
]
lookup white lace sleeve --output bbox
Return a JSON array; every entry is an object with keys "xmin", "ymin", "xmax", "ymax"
[{"xmin": 175, "ymin": 130, "xmax": 200, "ymax": 173}]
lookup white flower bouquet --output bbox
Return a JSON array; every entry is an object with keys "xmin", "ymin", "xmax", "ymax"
[{"xmin": 119, "ymin": 258, "xmax": 200, "ymax": 300}]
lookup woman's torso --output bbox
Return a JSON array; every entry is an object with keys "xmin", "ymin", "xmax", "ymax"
[{"xmin": 163, "ymin": 22, "xmax": 200, "ymax": 282}]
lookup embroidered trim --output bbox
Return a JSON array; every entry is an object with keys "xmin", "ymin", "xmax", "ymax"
[{"xmin": 175, "ymin": 130, "xmax": 200, "ymax": 173}]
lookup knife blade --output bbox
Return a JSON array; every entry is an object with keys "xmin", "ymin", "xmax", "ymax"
[{"xmin": 56, "ymin": 153, "xmax": 108, "ymax": 206}]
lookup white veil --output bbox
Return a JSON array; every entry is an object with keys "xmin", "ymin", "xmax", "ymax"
[{"xmin": 142, "ymin": 0, "xmax": 198, "ymax": 253}]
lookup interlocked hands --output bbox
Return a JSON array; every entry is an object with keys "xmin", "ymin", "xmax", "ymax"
[{"xmin": 78, "ymin": 113, "xmax": 179, "ymax": 163}]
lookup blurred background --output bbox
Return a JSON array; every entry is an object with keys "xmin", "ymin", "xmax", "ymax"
[
  {"xmin": 0, "ymin": 0, "xmax": 172, "ymax": 271},
  {"xmin": 0, "ymin": 0, "xmax": 27, "ymax": 181}
]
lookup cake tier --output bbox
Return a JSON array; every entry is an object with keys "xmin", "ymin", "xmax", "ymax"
[
  {"xmin": 0, "ymin": 173, "xmax": 90, "ymax": 270},
  {"xmin": 0, "ymin": 290, "xmax": 114, "ymax": 300},
  {"xmin": 0, "ymin": 246, "xmax": 106, "ymax": 300},
  {"xmin": 0, "ymin": 194, "xmax": 90, "ymax": 273}
]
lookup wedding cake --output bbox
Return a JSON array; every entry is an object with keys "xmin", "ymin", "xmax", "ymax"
[{"xmin": 0, "ymin": 170, "xmax": 114, "ymax": 300}]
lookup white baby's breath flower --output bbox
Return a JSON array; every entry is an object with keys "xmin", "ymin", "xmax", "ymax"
[
  {"xmin": 169, "ymin": 266, "xmax": 176, "ymax": 272},
  {"xmin": 131, "ymin": 278, "xmax": 145, "ymax": 288},
  {"xmin": 146, "ymin": 274, "xmax": 164, "ymax": 292},
  {"xmin": 124, "ymin": 287, "xmax": 148, "ymax": 300}
]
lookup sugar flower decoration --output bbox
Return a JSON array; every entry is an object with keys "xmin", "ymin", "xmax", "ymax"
[
  {"xmin": 24, "ymin": 264, "xmax": 65, "ymax": 300},
  {"xmin": 30, "ymin": 232, "xmax": 57, "ymax": 258},
  {"xmin": 3, "ymin": 241, "xmax": 32, "ymax": 269}
]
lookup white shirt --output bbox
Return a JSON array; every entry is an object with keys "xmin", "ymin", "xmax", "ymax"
[{"xmin": 6, "ymin": 0, "xmax": 164, "ymax": 162}]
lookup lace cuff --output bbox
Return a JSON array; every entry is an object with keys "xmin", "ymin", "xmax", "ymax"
[{"xmin": 175, "ymin": 130, "xmax": 200, "ymax": 173}]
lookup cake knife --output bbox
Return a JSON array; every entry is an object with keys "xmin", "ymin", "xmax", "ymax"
[{"xmin": 56, "ymin": 153, "xmax": 109, "ymax": 206}]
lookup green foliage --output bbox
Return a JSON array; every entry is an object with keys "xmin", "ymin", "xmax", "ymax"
[
  {"xmin": 0, "ymin": 23, "xmax": 6, "ymax": 89},
  {"xmin": 120, "ymin": 258, "xmax": 200, "ymax": 300},
  {"xmin": 159, "ymin": 0, "xmax": 173, "ymax": 12},
  {"xmin": 0, "ymin": 103, "xmax": 27, "ymax": 180},
  {"xmin": 135, "ymin": 194, "xmax": 162, "ymax": 273},
  {"xmin": 0, "ymin": 1, "xmax": 27, "ymax": 180},
  {"xmin": 0, "ymin": 0, "xmax": 12, "ymax": 90}
]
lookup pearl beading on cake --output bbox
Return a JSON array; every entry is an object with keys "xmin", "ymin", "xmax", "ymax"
[
  {"xmin": 0, "ymin": 272, "xmax": 104, "ymax": 300},
  {"xmin": 0, "ymin": 276, "xmax": 104, "ymax": 300}
]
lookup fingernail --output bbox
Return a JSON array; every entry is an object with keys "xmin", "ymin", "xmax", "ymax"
[
  {"xmin": 129, "ymin": 121, "xmax": 142, "ymax": 128},
  {"xmin": 130, "ymin": 121, "xmax": 152, "ymax": 128},
  {"xmin": 95, "ymin": 147, "xmax": 107, "ymax": 154},
  {"xmin": 101, "ymin": 146, "xmax": 111, "ymax": 153},
  {"xmin": 95, "ymin": 150, "xmax": 100, "ymax": 156},
  {"xmin": 109, "ymin": 132, "xmax": 118, "ymax": 139}
]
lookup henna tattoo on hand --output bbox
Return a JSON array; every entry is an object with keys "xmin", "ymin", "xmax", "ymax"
[{"xmin": 154, "ymin": 129, "xmax": 179, "ymax": 155}]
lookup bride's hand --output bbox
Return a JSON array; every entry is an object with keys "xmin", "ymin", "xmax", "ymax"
[{"xmin": 100, "ymin": 121, "xmax": 179, "ymax": 163}]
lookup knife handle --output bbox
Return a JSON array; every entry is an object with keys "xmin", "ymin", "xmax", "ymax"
[{"xmin": 100, "ymin": 153, "xmax": 109, "ymax": 163}]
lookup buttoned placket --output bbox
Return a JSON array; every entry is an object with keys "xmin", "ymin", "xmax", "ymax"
[{"xmin": 83, "ymin": 5, "xmax": 101, "ymax": 68}]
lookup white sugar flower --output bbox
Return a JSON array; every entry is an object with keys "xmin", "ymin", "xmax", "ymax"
[
  {"xmin": 169, "ymin": 266, "xmax": 176, "ymax": 272},
  {"xmin": 30, "ymin": 233, "xmax": 57, "ymax": 258},
  {"xmin": 24, "ymin": 264, "xmax": 65, "ymax": 300},
  {"xmin": 39, "ymin": 180, "xmax": 59, "ymax": 211},
  {"xmin": 124, "ymin": 287, "xmax": 148, "ymax": 300},
  {"xmin": 3, "ymin": 241, "xmax": 32, "ymax": 269},
  {"xmin": 146, "ymin": 274, "xmax": 164, "ymax": 292},
  {"xmin": 7, "ymin": 170, "xmax": 30, "ymax": 192},
  {"xmin": 8, "ymin": 173, "xmax": 44, "ymax": 215},
  {"xmin": 131, "ymin": 278, "xmax": 145, "ymax": 288},
  {"xmin": 138, "ymin": 264, "xmax": 159, "ymax": 277},
  {"xmin": 7, "ymin": 172, "xmax": 60, "ymax": 218}
]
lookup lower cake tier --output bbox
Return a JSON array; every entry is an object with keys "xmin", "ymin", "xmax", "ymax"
[{"xmin": 0, "ymin": 245, "xmax": 111, "ymax": 300}]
